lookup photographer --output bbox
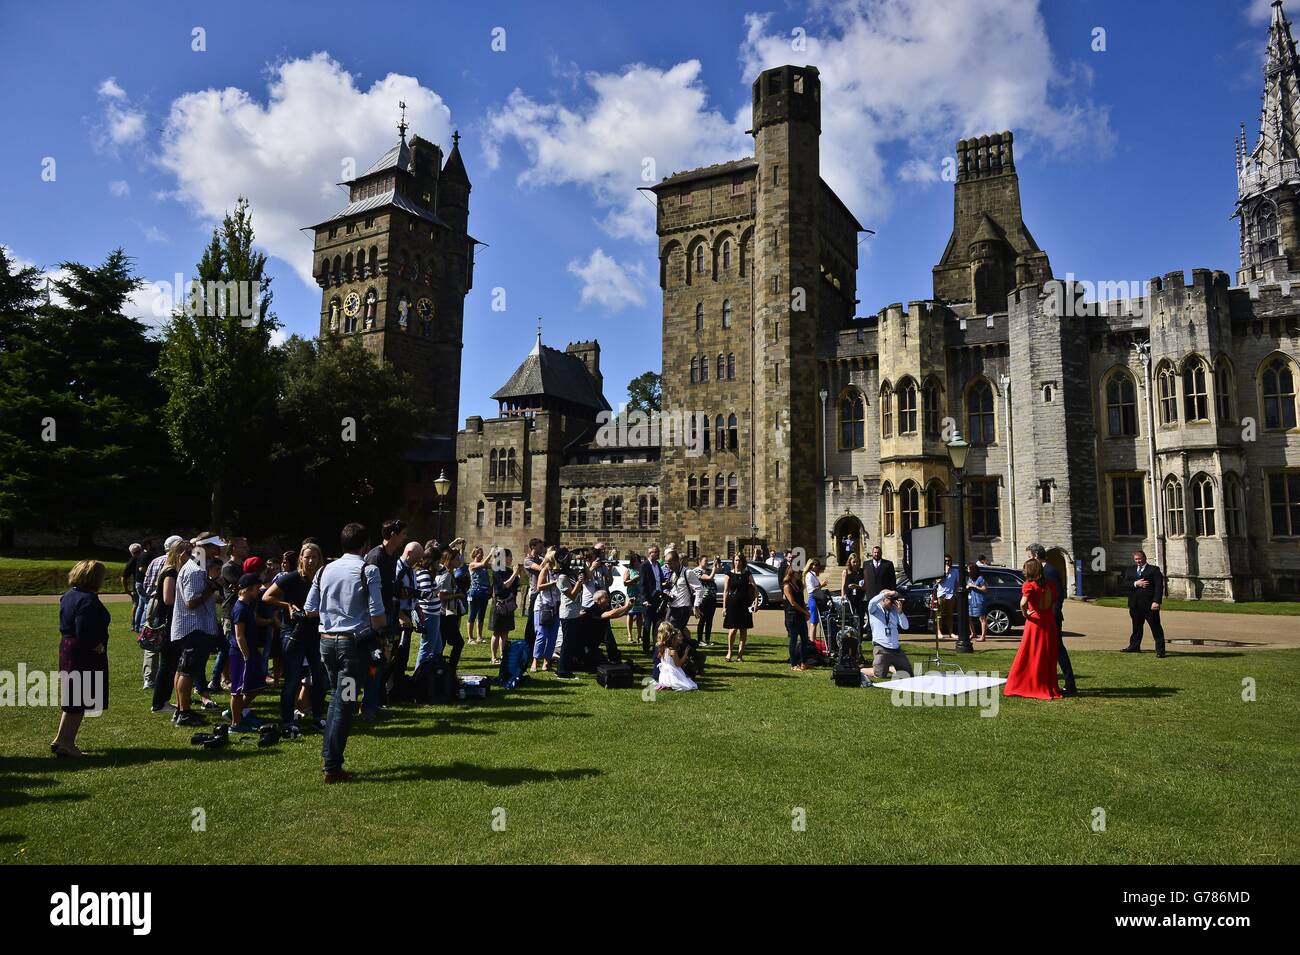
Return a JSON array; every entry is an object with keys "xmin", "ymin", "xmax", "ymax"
[
  {"xmin": 531, "ymin": 547, "xmax": 561, "ymax": 671},
  {"xmin": 305, "ymin": 523, "xmax": 386, "ymax": 784},
  {"xmin": 557, "ymin": 586, "xmax": 626, "ymax": 680},
  {"xmin": 554, "ymin": 548, "xmax": 583, "ymax": 673},
  {"xmin": 663, "ymin": 548, "xmax": 693, "ymax": 633},
  {"xmin": 361, "ymin": 519, "xmax": 408, "ymax": 719},
  {"xmin": 488, "ymin": 547, "xmax": 522, "ymax": 666},
  {"xmin": 689, "ymin": 555, "xmax": 719, "ymax": 647}
]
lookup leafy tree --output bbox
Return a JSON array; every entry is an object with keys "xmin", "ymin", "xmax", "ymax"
[
  {"xmin": 626, "ymin": 370, "xmax": 662, "ymax": 415},
  {"xmin": 157, "ymin": 198, "xmax": 280, "ymax": 528},
  {"xmin": 0, "ymin": 248, "xmax": 169, "ymax": 546},
  {"xmin": 260, "ymin": 333, "xmax": 427, "ymax": 539}
]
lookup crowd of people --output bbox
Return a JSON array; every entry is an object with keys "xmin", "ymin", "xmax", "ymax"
[{"xmin": 51, "ymin": 524, "xmax": 1171, "ymax": 772}]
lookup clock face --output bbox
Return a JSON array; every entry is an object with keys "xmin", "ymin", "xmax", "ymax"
[
  {"xmin": 416, "ymin": 297, "xmax": 433, "ymax": 321},
  {"xmin": 343, "ymin": 292, "xmax": 361, "ymax": 317}
]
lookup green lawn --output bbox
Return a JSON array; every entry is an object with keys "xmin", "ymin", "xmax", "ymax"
[
  {"xmin": 1094, "ymin": 597, "xmax": 1300, "ymax": 616},
  {"xmin": 1, "ymin": 603, "xmax": 1297, "ymax": 864}
]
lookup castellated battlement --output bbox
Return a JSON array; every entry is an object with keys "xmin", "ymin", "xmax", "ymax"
[
  {"xmin": 1146, "ymin": 269, "xmax": 1231, "ymax": 292},
  {"xmin": 877, "ymin": 300, "xmax": 938, "ymax": 324}
]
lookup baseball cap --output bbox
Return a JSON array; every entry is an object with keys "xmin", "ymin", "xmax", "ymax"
[
  {"xmin": 164, "ymin": 535, "xmax": 183, "ymax": 550},
  {"xmin": 236, "ymin": 572, "xmax": 262, "ymax": 591},
  {"xmin": 194, "ymin": 535, "xmax": 228, "ymax": 547},
  {"xmin": 242, "ymin": 556, "xmax": 265, "ymax": 575}
]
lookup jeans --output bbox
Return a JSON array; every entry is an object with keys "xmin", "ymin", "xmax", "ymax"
[
  {"xmin": 441, "ymin": 615, "xmax": 464, "ymax": 670},
  {"xmin": 320, "ymin": 634, "xmax": 362, "ymax": 774},
  {"xmin": 131, "ymin": 583, "xmax": 148, "ymax": 632},
  {"xmin": 280, "ymin": 628, "xmax": 325, "ymax": 724},
  {"xmin": 468, "ymin": 591, "xmax": 489, "ymax": 628},
  {"xmin": 786, "ymin": 613, "xmax": 806, "ymax": 666},
  {"xmin": 532, "ymin": 609, "xmax": 559, "ymax": 660},
  {"xmin": 362, "ymin": 630, "xmax": 389, "ymax": 715},
  {"xmin": 416, "ymin": 617, "xmax": 443, "ymax": 667},
  {"xmin": 695, "ymin": 596, "xmax": 716, "ymax": 643},
  {"xmin": 390, "ymin": 623, "xmax": 414, "ymax": 684}
]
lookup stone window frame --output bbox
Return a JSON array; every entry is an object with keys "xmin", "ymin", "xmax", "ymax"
[
  {"xmin": 1265, "ymin": 469, "xmax": 1300, "ymax": 538},
  {"xmin": 1181, "ymin": 354, "xmax": 1211, "ymax": 424},
  {"xmin": 1109, "ymin": 473, "xmax": 1148, "ymax": 539},
  {"xmin": 838, "ymin": 386, "xmax": 866, "ymax": 450},
  {"xmin": 1156, "ymin": 360, "xmax": 1180, "ymax": 427},
  {"xmin": 1163, "ymin": 476, "xmax": 1186, "ymax": 538},
  {"xmin": 1190, "ymin": 473, "xmax": 1216, "ymax": 538},
  {"xmin": 1223, "ymin": 472, "xmax": 1245, "ymax": 537},
  {"xmin": 967, "ymin": 477, "xmax": 1002, "ymax": 539},
  {"xmin": 1103, "ymin": 366, "xmax": 1139, "ymax": 438},
  {"xmin": 1259, "ymin": 352, "xmax": 1299, "ymax": 431},
  {"xmin": 881, "ymin": 482, "xmax": 896, "ymax": 537},
  {"xmin": 1214, "ymin": 356, "xmax": 1234, "ymax": 423},
  {"xmin": 964, "ymin": 376, "xmax": 997, "ymax": 446}
]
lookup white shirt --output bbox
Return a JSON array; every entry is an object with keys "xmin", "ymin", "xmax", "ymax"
[
  {"xmin": 867, "ymin": 591, "xmax": 909, "ymax": 650},
  {"xmin": 558, "ymin": 573, "xmax": 581, "ymax": 619},
  {"xmin": 169, "ymin": 559, "xmax": 217, "ymax": 641},
  {"xmin": 668, "ymin": 566, "xmax": 692, "ymax": 608}
]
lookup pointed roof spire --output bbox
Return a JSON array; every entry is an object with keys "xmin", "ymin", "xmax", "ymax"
[
  {"xmin": 1242, "ymin": 0, "xmax": 1300, "ymax": 193},
  {"xmin": 531, "ymin": 317, "xmax": 543, "ymax": 355},
  {"xmin": 397, "ymin": 100, "xmax": 408, "ymax": 142},
  {"xmin": 442, "ymin": 130, "xmax": 471, "ymax": 186}
]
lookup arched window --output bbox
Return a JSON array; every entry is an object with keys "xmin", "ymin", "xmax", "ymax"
[
  {"xmin": 688, "ymin": 475, "xmax": 698, "ymax": 509},
  {"xmin": 1164, "ymin": 478, "xmax": 1186, "ymax": 537},
  {"xmin": 727, "ymin": 413, "xmax": 738, "ymax": 451},
  {"xmin": 702, "ymin": 415, "xmax": 712, "ymax": 453},
  {"xmin": 923, "ymin": 379, "xmax": 942, "ymax": 436},
  {"xmin": 568, "ymin": 497, "xmax": 577, "ymax": 527},
  {"xmin": 722, "ymin": 299, "xmax": 732, "ymax": 328},
  {"xmin": 881, "ymin": 483, "xmax": 896, "ymax": 536},
  {"xmin": 649, "ymin": 494, "xmax": 659, "ymax": 525},
  {"xmin": 699, "ymin": 473, "xmax": 710, "ymax": 509},
  {"xmin": 926, "ymin": 481, "xmax": 945, "ymax": 526},
  {"xmin": 700, "ymin": 354, "xmax": 709, "ymax": 382},
  {"xmin": 727, "ymin": 473, "xmax": 738, "ymax": 507},
  {"xmin": 695, "ymin": 302, "xmax": 704, "ymax": 332},
  {"xmin": 1106, "ymin": 369, "xmax": 1138, "ymax": 437},
  {"xmin": 722, "ymin": 240, "xmax": 732, "ymax": 271},
  {"xmin": 344, "ymin": 252, "xmax": 353, "ymax": 279},
  {"xmin": 1192, "ymin": 475, "xmax": 1215, "ymax": 537},
  {"xmin": 727, "ymin": 353, "xmax": 735, "ymax": 379},
  {"xmin": 715, "ymin": 473, "xmax": 725, "ymax": 508},
  {"xmin": 506, "ymin": 448, "xmax": 517, "ymax": 477},
  {"xmin": 690, "ymin": 357, "xmax": 698, "ymax": 384},
  {"xmin": 365, "ymin": 288, "xmax": 377, "ymax": 323},
  {"xmin": 523, "ymin": 500, "xmax": 533, "ymax": 527},
  {"xmin": 1257, "ymin": 201, "xmax": 1279, "ymax": 260},
  {"xmin": 1262, "ymin": 355, "xmax": 1298, "ymax": 429},
  {"xmin": 966, "ymin": 379, "xmax": 995, "ymax": 445},
  {"xmin": 332, "ymin": 255, "xmax": 341, "ymax": 282},
  {"xmin": 577, "ymin": 497, "xmax": 588, "ymax": 527},
  {"xmin": 638, "ymin": 496, "xmax": 649, "ymax": 527},
  {"xmin": 695, "ymin": 245, "xmax": 705, "ymax": 274},
  {"xmin": 900, "ymin": 481, "xmax": 920, "ymax": 533},
  {"xmin": 839, "ymin": 388, "xmax": 865, "ymax": 450},
  {"xmin": 717, "ymin": 354, "xmax": 725, "ymax": 381},
  {"xmin": 1183, "ymin": 357, "xmax": 1209, "ymax": 422},
  {"xmin": 475, "ymin": 500, "xmax": 484, "ymax": 528},
  {"xmin": 1157, "ymin": 363, "xmax": 1179, "ymax": 425},
  {"xmin": 328, "ymin": 297, "xmax": 341, "ymax": 332},
  {"xmin": 369, "ymin": 246, "xmax": 378, "ymax": 276},
  {"xmin": 1214, "ymin": 358, "xmax": 1233, "ymax": 422},
  {"xmin": 489, "ymin": 449, "xmax": 498, "ymax": 482},
  {"xmin": 1225, "ymin": 473, "xmax": 1244, "ymax": 536},
  {"xmin": 715, "ymin": 415, "xmax": 726, "ymax": 453},
  {"xmin": 897, "ymin": 378, "xmax": 918, "ymax": 435},
  {"xmin": 881, "ymin": 383, "xmax": 894, "ymax": 439}
]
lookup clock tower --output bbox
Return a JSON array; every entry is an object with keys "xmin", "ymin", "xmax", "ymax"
[{"xmin": 308, "ymin": 114, "xmax": 476, "ymax": 529}]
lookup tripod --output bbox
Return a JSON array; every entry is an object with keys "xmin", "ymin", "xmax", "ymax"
[{"xmin": 926, "ymin": 589, "xmax": 965, "ymax": 674}]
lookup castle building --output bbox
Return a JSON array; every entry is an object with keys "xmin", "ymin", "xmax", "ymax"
[
  {"xmin": 307, "ymin": 118, "xmax": 476, "ymax": 526},
  {"xmin": 452, "ymin": 8, "xmax": 1300, "ymax": 599}
]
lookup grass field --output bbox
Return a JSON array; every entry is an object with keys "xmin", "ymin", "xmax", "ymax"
[
  {"xmin": 1093, "ymin": 596, "xmax": 1300, "ymax": 615},
  {"xmin": 0, "ymin": 551, "xmax": 128, "ymax": 597},
  {"xmin": 1, "ymin": 603, "xmax": 1297, "ymax": 864}
]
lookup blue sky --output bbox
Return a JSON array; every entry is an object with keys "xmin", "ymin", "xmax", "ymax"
[{"xmin": 0, "ymin": 0, "xmax": 1282, "ymax": 420}]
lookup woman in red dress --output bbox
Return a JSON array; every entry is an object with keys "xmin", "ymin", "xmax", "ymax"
[{"xmin": 1003, "ymin": 558, "xmax": 1062, "ymax": 700}]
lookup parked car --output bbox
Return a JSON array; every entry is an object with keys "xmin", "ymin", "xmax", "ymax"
[
  {"xmin": 612, "ymin": 557, "xmax": 782, "ymax": 609},
  {"xmin": 832, "ymin": 566, "xmax": 1026, "ymax": 636}
]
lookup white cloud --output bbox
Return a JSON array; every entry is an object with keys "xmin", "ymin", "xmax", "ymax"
[
  {"xmin": 98, "ymin": 77, "xmax": 127, "ymax": 100},
  {"xmin": 109, "ymin": 179, "xmax": 131, "ymax": 197},
  {"xmin": 95, "ymin": 77, "xmax": 146, "ymax": 150},
  {"xmin": 484, "ymin": 60, "xmax": 748, "ymax": 240},
  {"xmin": 567, "ymin": 248, "xmax": 647, "ymax": 310},
  {"xmin": 897, "ymin": 157, "xmax": 939, "ymax": 184},
  {"xmin": 1247, "ymin": 0, "xmax": 1276, "ymax": 24},
  {"xmin": 738, "ymin": 1, "xmax": 1113, "ymax": 225},
  {"xmin": 157, "ymin": 52, "xmax": 453, "ymax": 285},
  {"xmin": 142, "ymin": 224, "xmax": 168, "ymax": 243}
]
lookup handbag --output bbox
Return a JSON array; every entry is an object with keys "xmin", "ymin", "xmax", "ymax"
[{"xmin": 538, "ymin": 605, "xmax": 556, "ymax": 627}]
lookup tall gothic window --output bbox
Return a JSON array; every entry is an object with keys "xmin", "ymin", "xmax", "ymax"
[
  {"xmin": 1164, "ymin": 478, "xmax": 1186, "ymax": 537},
  {"xmin": 1192, "ymin": 475, "xmax": 1216, "ymax": 537},
  {"xmin": 1111, "ymin": 475, "xmax": 1146, "ymax": 537},
  {"xmin": 1214, "ymin": 358, "xmax": 1233, "ymax": 422},
  {"xmin": 727, "ymin": 413, "xmax": 738, "ymax": 451},
  {"xmin": 900, "ymin": 481, "xmax": 920, "ymax": 533},
  {"xmin": 695, "ymin": 245, "xmax": 705, "ymax": 274},
  {"xmin": 715, "ymin": 415, "xmax": 726, "ymax": 453},
  {"xmin": 1106, "ymin": 370, "xmax": 1138, "ymax": 437},
  {"xmin": 1262, "ymin": 356, "xmax": 1298, "ymax": 429},
  {"xmin": 699, "ymin": 473, "xmax": 710, "ymax": 509},
  {"xmin": 1158, "ymin": 363, "xmax": 1179, "ymax": 425},
  {"xmin": 722, "ymin": 299, "xmax": 732, "ymax": 328},
  {"xmin": 840, "ymin": 389, "xmax": 865, "ymax": 450},
  {"xmin": 1183, "ymin": 358, "xmax": 1209, "ymax": 422},
  {"xmin": 1257, "ymin": 202, "xmax": 1279, "ymax": 260},
  {"xmin": 881, "ymin": 483, "xmax": 895, "ymax": 536},
  {"xmin": 726, "ymin": 353, "xmax": 735, "ymax": 379},
  {"xmin": 714, "ymin": 473, "xmax": 725, "ymax": 507},
  {"xmin": 926, "ymin": 481, "xmax": 944, "ymax": 526},
  {"xmin": 695, "ymin": 302, "xmax": 704, "ymax": 332},
  {"xmin": 1268, "ymin": 471, "xmax": 1300, "ymax": 536},
  {"xmin": 722, "ymin": 240, "xmax": 731, "ymax": 271},
  {"xmin": 969, "ymin": 479, "xmax": 1001, "ymax": 537},
  {"xmin": 717, "ymin": 354, "xmax": 725, "ymax": 381},
  {"xmin": 1224, "ymin": 474, "xmax": 1244, "ymax": 537},
  {"xmin": 923, "ymin": 379, "xmax": 941, "ymax": 437},
  {"xmin": 897, "ymin": 379, "xmax": 918, "ymax": 435},
  {"xmin": 688, "ymin": 475, "xmax": 698, "ymax": 509},
  {"xmin": 690, "ymin": 357, "xmax": 698, "ymax": 384},
  {"xmin": 881, "ymin": 384, "xmax": 894, "ymax": 439},
  {"xmin": 967, "ymin": 379, "xmax": 995, "ymax": 445},
  {"xmin": 727, "ymin": 473, "xmax": 738, "ymax": 507}
]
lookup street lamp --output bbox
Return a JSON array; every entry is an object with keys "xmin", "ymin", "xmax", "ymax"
[
  {"xmin": 946, "ymin": 431, "xmax": 973, "ymax": 653},
  {"xmin": 433, "ymin": 469, "xmax": 451, "ymax": 543},
  {"xmin": 818, "ymin": 387, "xmax": 829, "ymax": 476}
]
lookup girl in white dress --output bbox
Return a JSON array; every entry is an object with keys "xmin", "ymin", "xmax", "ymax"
[{"xmin": 654, "ymin": 622, "xmax": 697, "ymax": 692}]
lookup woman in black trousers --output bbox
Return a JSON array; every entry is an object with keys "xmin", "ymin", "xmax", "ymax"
[
  {"xmin": 693, "ymin": 556, "xmax": 718, "ymax": 646},
  {"xmin": 53, "ymin": 560, "xmax": 112, "ymax": 756}
]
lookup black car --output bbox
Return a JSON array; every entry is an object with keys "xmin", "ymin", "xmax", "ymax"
[{"xmin": 834, "ymin": 566, "xmax": 1026, "ymax": 636}]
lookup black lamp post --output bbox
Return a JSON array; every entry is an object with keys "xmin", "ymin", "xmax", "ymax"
[
  {"xmin": 947, "ymin": 431, "xmax": 974, "ymax": 654},
  {"xmin": 433, "ymin": 469, "xmax": 451, "ymax": 543}
]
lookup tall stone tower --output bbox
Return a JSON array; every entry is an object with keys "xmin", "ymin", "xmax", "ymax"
[
  {"xmin": 1237, "ymin": 0, "xmax": 1300, "ymax": 284},
  {"xmin": 308, "ymin": 117, "xmax": 476, "ymax": 529}
]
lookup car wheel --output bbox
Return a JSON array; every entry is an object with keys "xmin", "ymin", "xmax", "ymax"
[{"xmin": 986, "ymin": 607, "xmax": 1011, "ymax": 635}]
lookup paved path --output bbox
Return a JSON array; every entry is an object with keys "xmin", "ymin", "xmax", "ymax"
[
  {"xmin": 3, "ymin": 593, "xmax": 1296, "ymax": 650},
  {"xmin": 749, "ymin": 599, "xmax": 1300, "ymax": 652}
]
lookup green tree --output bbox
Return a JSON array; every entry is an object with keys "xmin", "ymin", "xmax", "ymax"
[
  {"xmin": 626, "ymin": 370, "xmax": 662, "ymax": 415},
  {"xmin": 0, "ymin": 248, "xmax": 168, "ymax": 546},
  {"xmin": 261, "ymin": 333, "xmax": 427, "ymax": 538},
  {"xmin": 158, "ymin": 198, "xmax": 280, "ymax": 528}
]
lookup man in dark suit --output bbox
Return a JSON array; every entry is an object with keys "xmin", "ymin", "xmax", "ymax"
[
  {"xmin": 864, "ymin": 545, "xmax": 897, "ymax": 596},
  {"xmin": 639, "ymin": 545, "xmax": 664, "ymax": 654},
  {"xmin": 1028, "ymin": 543, "xmax": 1077, "ymax": 695},
  {"xmin": 1121, "ymin": 550, "xmax": 1166, "ymax": 657}
]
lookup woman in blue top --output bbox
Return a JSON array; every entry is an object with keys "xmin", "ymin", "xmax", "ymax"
[
  {"xmin": 54, "ymin": 560, "xmax": 111, "ymax": 757},
  {"xmin": 466, "ymin": 547, "xmax": 492, "ymax": 645},
  {"xmin": 965, "ymin": 563, "xmax": 989, "ymax": 642}
]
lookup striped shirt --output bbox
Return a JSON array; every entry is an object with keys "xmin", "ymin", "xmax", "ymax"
[
  {"xmin": 142, "ymin": 553, "xmax": 167, "ymax": 597},
  {"xmin": 415, "ymin": 567, "xmax": 442, "ymax": 620},
  {"xmin": 169, "ymin": 559, "xmax": 218, "ymax": 642}
]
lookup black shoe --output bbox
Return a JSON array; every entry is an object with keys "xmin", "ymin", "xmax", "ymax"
[
  {"xmin": 174, "ymin": 711, "xmax": 206, "ymax": 727},
  {"xmin": 1120, "ymin": 646, "xmax": 1140, "ymax": 653},
  {"xmin": 1061, "ymin": 684, "xmax": 1078, "ymax": 696},
  {"xmin": 1156, "ymin": 650, "xmax": 1166, "ymax": 658}
]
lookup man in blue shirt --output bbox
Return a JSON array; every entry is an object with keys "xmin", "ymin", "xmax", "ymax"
[
  {"xmin": 305, "ymin": 522, "xmax": 386, "ymax": 783},
  {"xmin": 863, "ymin": 589, "xmax": 913, "ymax": 682}
]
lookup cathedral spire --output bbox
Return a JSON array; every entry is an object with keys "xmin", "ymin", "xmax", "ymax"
[{"xmin": 397, "ymin": 100, "xmax": 408, "ymax": 143}]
